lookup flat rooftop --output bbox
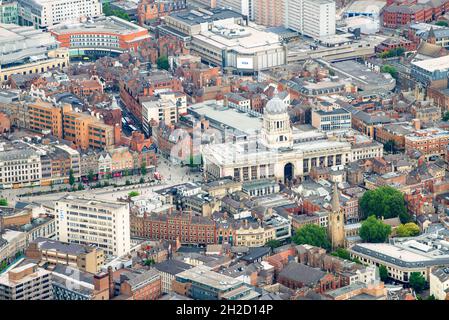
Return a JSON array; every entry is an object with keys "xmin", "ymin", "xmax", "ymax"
[
  {"xmin": 176, "ymin": 265, "xmax": 242, "ymax": 291},
  {"xmin": 169, "ymin": 8, "xmax": 241, "ymax": 26},
  {"xmin": 412, "ymin": 54, "xmax": 449, "ymax": 72},
  {"xmin": 188, "ymin": 100, "xmax": 262, "ymax": 135},
  {"xmin": 50, "ymin": 16, "xmax": 148, "ymax": 36}
]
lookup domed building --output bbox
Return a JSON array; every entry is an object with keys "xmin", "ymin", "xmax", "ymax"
[
  {"xmin": 201, "ymin": 91, "xmax": 383, "ymax": 184},
  {"xmin": 261, "ymin": 92, "xmax": 293, "ymax": 149}
]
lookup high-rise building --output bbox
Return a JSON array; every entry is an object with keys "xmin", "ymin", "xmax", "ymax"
[
  {"xmin": 284, "ymin": 0, "xmax": 336, "ymax": 39},
  {"xmin": 253, "ymin": 0, "xmax": 284, "ymax": 27},
  {"xmin": 55, "ymin": 196, "xmax": 131, "ymax": 257},
  {"xmin": 17, "ymin": 0, "xmax": 102, "ymax": 28}
]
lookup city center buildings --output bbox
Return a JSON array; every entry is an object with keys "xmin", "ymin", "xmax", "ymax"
[{"xmin": 55, "ymin": 196, "xmax": 131, "ymax": 257}]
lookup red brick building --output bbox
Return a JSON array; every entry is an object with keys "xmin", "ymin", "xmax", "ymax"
[
  {"xmin": 130, "ymin": 210, "xmax": 217, "ymax": 245},
  {"xmin": 137, "ymin": 0, "xmax": 186, "ymax": 26},
  {"xmin": 120, "ymin": 71, "xmax": 182, "ymax": 122},
  {"xmin": 383, "ymin": 0, "xmax": 449, "ymax": 28}
]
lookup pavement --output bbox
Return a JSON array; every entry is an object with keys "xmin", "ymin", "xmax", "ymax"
[{"xmin": 0, "ymin": 156, "xmax": 203, "ymax": 207}]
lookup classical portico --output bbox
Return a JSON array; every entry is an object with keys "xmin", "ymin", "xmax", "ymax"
[{"xmin": 202, "ymin": 93, "xmax": 353, "ymax": 183}]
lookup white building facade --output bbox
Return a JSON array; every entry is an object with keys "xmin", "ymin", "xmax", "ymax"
[
  {"xmin": 55, "ymin": 197, "xmax": 131, "ymax": 257},
  {"xmin": 17, "ymin": 0, "xmax": 102, "ymax": 28},
  {"xmin": 284, "ymin": 0, "xmax": 336, "ymax": 39}
]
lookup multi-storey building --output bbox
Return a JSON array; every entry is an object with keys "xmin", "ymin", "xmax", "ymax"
[
  {"xmin": 0, "ymin": 149, "xmax": 42, "ymax": 189},
  {"xmin": 253, "ymin": 0, "xmax": 283, "ymax": 26},
  {"xmin": 28, "ymin": 101, "xmax": 68, "ymax": 139},
  {"xmin": 284, "ymin": 0, "xmax": 336, "ymax": 39},
  {"xmin": 383, "ymin": 0, "xmax": 449, "ymax": 28},
  {"xmin": 0, "ymin": 0, "xmax": 18, "ymax": 24},
  {"xmin": 117, "ymin": 269, "xmax": 162, "ymax": 300},
  {"xmin": 153, "ymin": 259, "xmax": 193, "ymax": 294},
  {"xmin": 0, "ymin": 230, "xmax": 27, "ymax": 266},
  {"xmin": 141, "ymin": 91, "xmax": 187, "ymax": 135},
  {"xmin": 49, "ymin": 16, "xmax": 151, "ymax": 58},
  {"xmin": 130, "ymin": 211, "xmax": 217, "ymax": 245},
  {"xmin": 25, "ymin": 237, "xmax": 105, "ymax": 273},
  {"xmin": 0, "ymin": 263, "xmax": 52, "ymax": 300},
  {"xmin": 0, "ymin": 24, "xmax": 69, "ymax": 83},
  {"xmin": 234, "ymin": 221, "xmax": 275, "ymax": 247},
  {"xmin": 430, "ymin": 267, "xmax": 449, "ymax": 300},
  {"xmin": 55, "ymin": 196, "xmax": 131, "ymax": 257},
  {"xmin": 17, "ymin": 0, "xmax": 102, "ymax": 28},
  {"xmin": 159, "ymin": 8, "xmax": 286, "ymax": 74},
  {"xmin": 172, "ymin": 265, "xmax": 260, "ymax": 300},
  {"xmin": 137, "ymin": 0, "xmax": 187, "ymax": 25},
  {"xmin": 404, "ymin": 128, "xmax": 449, "ymax": 159},
  {"xmin": 311, "ymin": 108, "xmax": 351, "ymax": 132}
]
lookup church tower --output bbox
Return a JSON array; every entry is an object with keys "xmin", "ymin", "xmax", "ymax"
[
  {"xmin": 328, "ymin": 182, "xmax": 345, "ymax": 250},
  {"xmin": 261, "ymin": 91, "xmax": 293, "ymax": 149}
]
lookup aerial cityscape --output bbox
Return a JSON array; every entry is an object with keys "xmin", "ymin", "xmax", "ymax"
[{"xmin": 1, "ymin": 0, "xmax": 449, "ymax": 303}]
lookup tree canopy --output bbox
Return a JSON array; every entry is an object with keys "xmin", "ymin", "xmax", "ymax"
[
  {"xmin": 69, "ymin": 169, "xmax": 75, "ymax": 186},
  {"xmin": 128, "ymin": 191, "xmax": 139, "ymax": 198},
  {"xmin": 379, "ymin": 265, "xmax": 388, "ymax": 282},
  {"xmin": 443, "ymin": 111, "xmax": 449, "ymax": 122},
  {"xmin": 359, "ymin": 186, "xmax": 408, "ymax": 221},
  {"xmin": 409, "ymin": 272, "xmax": 426, "ymax": 293},
  {"xmin": 103, "ymin": 3, "xmax": 131, "ymax": 21},
  {"xmin": 379, "ymin": 48, "xmax": 405, "ymax": 59},
  {"xmin": 292, "ymin": 224, "xmax": 331, "ymax": 250},
  {"xmin": 359, "ymin": 216, "xmax": 392, "ymax": 243},
  {"xmin": 157, "ymin": 55, "xmax": 170, "ymax": 70},
  {"xmin": 436, "ymin": 21, "xmax": 449, "ymax": 27},
  {"xmin": 265, "ymin": 240, "xmax": 282, "ymax": 249},
  {"xmin": 380, "ymin": 65, "xmax": 398, "ymax": 79},
  {"xmin": 396, "ymin": 223, "xmax": 420, "ymax": 237},
  {"xmin": 0, "ymin": 198, "xmax": 8, "ymax": 206}
]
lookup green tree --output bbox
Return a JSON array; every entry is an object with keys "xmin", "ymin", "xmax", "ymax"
[
  {"xmin": 265, "ymin": 239, "xmax": 282, "ymax": 249},
  {"xmin": 77, "ymin": 183, "xmax": 85, "ymax": 191},
  {"xmin": 139, "ymin": 177, "xmax": 145, "ymax": 184},
  {"xmin": 292, "ymin": 224, "xmax": 331, "ymax": 250},
  {"xmin": 125, "ymin": 179, "xmax": 131, "ymax": 186},
  {"xmin": 88, "ymin": 170, "xmax": 94, "ymax": 183},
  {"xmin": 409, "ymin": 272, "xmax": 426, "ymax": 293},
  {"xmin": 443, "ymin": 111, "xmax": 449, "ymax": 121},
  {"xmin": 379, "ymin": 265, "xmax": 389, "ymax": 282},
  {"xmin": 331, "ymin": 248, "xmax": 351, "ymax": 260},
  {"xmin": 436, "ymin": 21, "xmax": 449, "ymax": 27},
  {"xmin": 360, "ymin": 216, "xmax": 392, "ymax": 243},
  {"xmin": 144, "ymin": 259, "xmax": 155, "ymax": 266},
  {"xmin": 141, "ymin": 162, "xmax": 147, "ymax": 176},
  {"xmin": 128, "ymin": 191, "xmax": 139, "ymax": 198},
  {"xmin": 0, "ymin": 198, "xmax": 8, "ymax": 206},
  {"xmin": 69, "ymin": 169, "xmax": 75, "ymax": 187},
  {"xmin": 384, "ymin": 140, "xmax": 395, "ymax": 153},
  {"xmin": 381, "ymin": 65, "xmax": 398, "ymax": 79},
  {"xmin": 102, "ymin": 3, "xmax": 130, "ymax": 21},
  {"xmin": 427, "ymin": 294, "xmax": 436, "ymax": 300},
  {"xmin": 157, "ymin": 55, "xmax": 170, "ymax": 70},
  {"xmin": 359, "ymin": 186, "xmax": 407, "ymax": 220},
  {"xmin": 396, "ymin": 222, "xmax": 420, "ymax": 237}
]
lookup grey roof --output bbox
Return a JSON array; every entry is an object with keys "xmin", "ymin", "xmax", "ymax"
[
  {"xmin": 240, "ymin": 247, "xmax": 271, "ymax": 262},
  {"xmin": 32, "ymin": 237, "xmax": 93, "ymax": 255},
  {"xmin": 153, "ymin": 259, "xmax": 193, "ymax": 276},
  {"xmin": 278, "ymin": 262, "xmax": 326, "ymax": 285},
  {"xmin": 432, "ymin": 267, "xmax": 449, "ymax": 283},
  {"xmin": 120, "ymin": 269, "xmax": 160, "ymax": 290},
  {"xmin": 169, "ymin": 8, "xmax": 241, "ymax": 26}
]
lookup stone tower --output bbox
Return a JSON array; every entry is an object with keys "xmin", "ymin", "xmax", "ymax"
[
  {"xmin": 261, "ymin": 90, "xmax": 293, "ymax": 149},
  {"xmin": 328, "ymin": 182, "xmax": 345, "ymax": 250}
]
